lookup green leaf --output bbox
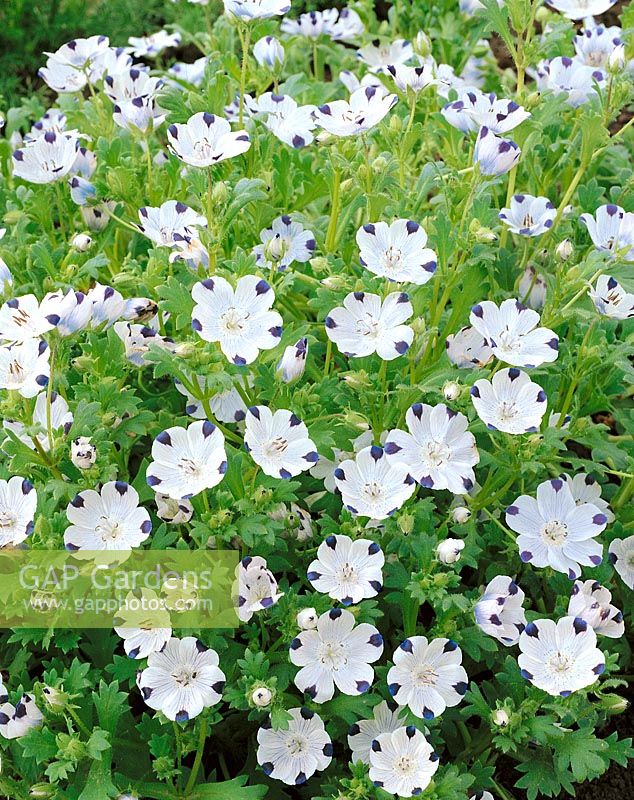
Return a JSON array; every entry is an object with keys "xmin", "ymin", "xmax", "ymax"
[{"xmin": 188, "ymin": 776, "xmax": 268, "ymax": 800}]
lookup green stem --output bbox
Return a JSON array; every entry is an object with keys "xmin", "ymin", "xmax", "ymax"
[
  {"xmin": 238, "ymin": 24, "xmax": 252, "ymax": 127},
  {"xmin": 325, "ymin": 167, "xmax": 342, "ymax": 253},
  {"xmin": 66, "ymin": 704, "xmax": 92, "ymax": 739},
  {"xmin": 184, "ymin": 715, "xmax": 208, "ymax": 794}
]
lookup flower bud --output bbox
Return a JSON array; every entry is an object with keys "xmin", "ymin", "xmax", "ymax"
[
  {"xmin": 443, "ymin": 381, "xmax": 460, "ymax": 401},
  {"xmin": 452, "ymin": 506, "xmax": 471, "ymax": 524},
  {"xmin": 30, "ymin": 785, "xmax": 55, "ymax": 799},
  {"xmin": 71, "ymin": 233, "xmax": 92, "ymax": 252},
  {"xmin": 253, "ymin": 36, "xmax": 285, "ymax": 69},
  {"xmin": 42, "ymin": 685, "xmax": 66, "ymax": 711},
  {"xmin": 297, "ymin": 607, "xmax": 318, "ymax": 629},
  {"xmin": 492, "ymin": 708, "xmax": 509, "ymax": 727},
  {"xmin": 436, "ymin": 537, "xmax": 465, "ymax": 564},
  {"xmin": 71, "ymin": 436, "xmax": 96, "ymax": 470},
  {"xmin": 155, "ymin": 492, "xmax": 193, "ymax": 524},
  {"xmin": 602, "ymin": 693, "xmax": 629, "ymax": 714},
  {"xmin": 389, "ymin": 114, "xmax": 402, "ymax": 132},
  {"xmin": 276, "ymin": 338, "xmax": 307, "ymax": 383},
  {"xmin": 469, "ymin": 219, "xmax": 497, "ymax": 242},
  {"xmin": 372, "ymin": 155, "xmax": 388, "ymax": 173},
  {"xmin": 343, "ymin": 371, "xmax": 371, "ymax": 390},
  {"xmin": 251, "ymin": 686, "xmax": 274, "ymax": 707},
  {"xmin": 535, "ymin": 5, "xmax": 550, "ymax": 23},
  {"xmin": 556, "ymin": 239, "xmax": 573, "ymax": 261},
  {"xmin": 398, "ymin": 513, "xmax": 414, "ymax": 535},
  {"xmin": 608, "ymin": 44, "xmax": 626, "ymax": 73},
  {"xmin": 212, "ymin": 181, "xmax": 229, "ymax": 204},
  {"xmin": 414, "ymin": 31, "xmax": 432, "ymax": 58}
]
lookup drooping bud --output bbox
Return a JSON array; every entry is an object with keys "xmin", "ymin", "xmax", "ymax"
[
  {"xmin": 71, "ymin": 233, "xmax": 92, "ymax": 251},
  {"xmin": 443, "ymin": 381, "xmax": 460, "ymax": 401},
  {"xmin": 556, "ymin": 238, "xmax": 573, "ymax": 261},
  {"xmin": 492, "ymin": 708, "xmax": 510, "ymax": 727},
  {"xmin": 251, "ymin": 686, "xmax": 274, "ymax": 707},
  {"xmin": 452, "ymin": 506, "xmax": 471, "ymax": 524},
  {"xmin": 297, "ymin": 607, "xmax": 318, "ymax": 629},
  {"xmin": 436, "ymin": 537, "xmax": 465, "ymax": 564}
]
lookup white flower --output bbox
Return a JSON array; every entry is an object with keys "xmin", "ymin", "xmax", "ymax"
[
  {"xmin": 71, "ymin": 436, "xmax": 96, "ymax": 469},
  {"xmin": 445, "ymin": 326, "xmax": 493, "ymax": 368},
  {"xmin": 276, "ymin": 338, "xmax": 308, "ymax": 383},
  {"xmin": 307, "ymin": 534, "xmax": 384, "ymax": 605},
  {"xmin": 224, "ymin": 0, "xmax": 290, "ymax": 20},
  {"xmin": 326, "ymin": 290, "xmax": 413, "ymax": 360},
  {"xmin": 3, "ymin": 391, "xmax": 73, "ymax": 451},
  {"xmin": 568, "ymin": 580, "xmax": 624, "ymax": 638},
  {"xmin": 146, "ymin": 420, "xmax": 227, "ymax": 499},
  {"xmin": 0, "ymin": 340, "xmax": 50, "ymax": 398},
  {"xmin": 443, "ymin": 90, "xmax": 530, "ymax": 134},
  {"xmin": 518, "ymin": 616, "xmax": 605, "ymax": 696},
  {"xmin": 169, "ymin": 57, "xmax": 209, "ymax": 87},
  {"xmin": 114, "ymin": 590, "xmax": 172, "ymax": 658},
  {"xmin": 436, "ymin": 538, "xmax": 465, "ymax": 564},
  {"xmin": 253, "ymin": 215, "xmax": 316, "ymax": 271},
  {"xmin": 499, "ymin": 194, "xmax": 556, "ymax": 237},
  {"xmin": 289, "ymin": 608, "xmax": 383, "ymax": 702},
  {"xmin": 281, "ymin": 9, "xmax": 339, "ymax": 38},
  {"xmin": 385, "ymin": 403, "xmax": 479, "ymax": 494},
  {"xmin": 536, "ymin": 57, "xmax": 605, "ymax": 107},
  {"xmin": 474, "ymin": 575, "xmax": 527, "ymax": 646},
  {"xmin": 138, "ymin": 201, "xmax": 206, "ymax": 247},
  {"xmin": 253, "ymin": 36, "xmax": 284, "ymax": 68},
  {"xmin": 137, "ymin": 636, "xmax": 225, "ymax": 721},
  {"xmin": 112, "ymin": 95, "xmax": 167, "ymax": 134},
  {"xmin": 335, "ymin": 445, "xmax": 416, "ymax": 519},
  {"xmin": 114, "ymin": 322, "xmax": 176, "ymax": 366},
  {"xmin": 155, "ymin": 492, "xmax": 193, "ymax": 524},
  {"xmin": 518, "ymin": 267, "xmax": 547, "ymax": 310},
  {"xmin": 297, "ymin": 607, "xmax": 318, "ymax": 629},
  {"xmin": 0, "ymin": 694, "xmax": 43, "ymax": 739},
  {"xmin": 473, "ymin": 126, "xmax": 521, "ymax": 176},
  {"xmin": 167, "ymin": 113, "xmax": 250, "ymax": 168},
  {"xmin": 469, "ymin": 298, "xmax": 558, "ymax": 368},
  {"xmin": 357, "ymin": 39, "xmax": 413, "ymax": 74},
  {"xmin": 562, "ymin": 472, "xmax": 615, "ymax": 523},
  {"xmin": 24, "ymin": 108, "xmax": 68, "ymax": 142},
  {"xmin": 13, "ymin": 131, "xmax": 79, "ymax": 184},
  {"xmin": 39, "ymin": 35, "xmax": 110, "ymax": 92},
  {"xmin": 257, "ymin": 707, "xmax": 332, "ymax": 785},
  {"xmin": 174, "ymin": 376, "xmax": 247, "ymax": 423},
  {"xmin": 369, "ymin": 725, "xmax": 440, "ymax": 797},
  {"xmin": 471, "ymin": 367, "xmax": 547, "ymax": 434},
  {"xmin": 253, "ymin": 93, "xmax": 317, "ymax": 148},
  {"xmin": 506, "ymin": 477, "xmax": 607, "ymax": 579},
  {"xmin": 236, "ymin": 555, "xmax": 283, "ymax": 622},
  {"xmin": 609, "ymin": 536, "xmax": 634, "ymax": 589},
  {"xmin": 127, "ymin": 30, "xmax": 181, "ymax": 58},
  {"xmin": 45, "ymin": 289, "xmax": 91, "ymax": 337},
  {"xmin": 356, "ymin": 219, "xmax": 437, "ymax": 284},
  {"xmin": 386, "ymin": 62, "xmax": 436, "ymax": 93},
  {"xmin": 169, "ymin": 233, "xmax": 209, "ymax": 270},
  {"xmin": 65, "ymin": 481, "xmax": 151, "ymax": 551},
  {"xmin": 329, "ymin": 8, "xmax": 364, "ymax": 41},
  {"xmin": 0, "ymin": 294, "xmax": 56, "ymax": 343},
  {"xmin": 244, "ymin": 406, "xmax": 318, "ymax": 478},
  {"xmin": 315, "ymin": 86, "xmax": 398, "ymax": 137},
  {"xmin": 104, "ymin": 67, "xmax": 160, "ymax": 104},
  {"xmin": 88, "ymin": 283, "xmax": 125, "ymax": 328},
  {"xmin": 575, "ymin": 25, "xmax": 623, "ymax": 69},
  {"xmin": 546, "ymin": 0, "xmax": 617, "ymax": 21},
  {"xmin": 192, "ymin": 275, "xmax": 283, "ymax": 366},
  {"xmin": 452, "ymin": 506, "xmax": 471, "ymax": 524},
  {"xmin": 589, "ymin": 275, "xmax": 634, "ymax": 319},
  {"xmin": 348, "ymin": 700, "xmax": 407, "ymax": 765},
  {"xmin": 388, "ymin": 636, "xmax": 468, "ymax": 719},
  {"xmin": 579, "ymin": 204, "xmax": 634, "ymax": 260},
  {"xmin": 252, "ymin": 686, "xmax": 273, "ymax": 707},
  {"xmin": 0, "ymin": 476, "xmax": 37, "ymax": 547}
]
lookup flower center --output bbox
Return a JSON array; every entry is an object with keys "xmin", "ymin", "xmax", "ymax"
[
  {"xmin": 356, "ymin": 313, "xmax": 382, "ymax": 339},
  {"xmin": 0, "ymin": 510, "xmax": 17, "ymax": 529},
  {"xmin": 336, "ymin": 562, "xmax": 357, "ymax": 583},
  {"xmin": 318, "ymin": 641, "xmax": 347, "ymax": 670},
  {"xmin": 497, "ymin": 401, "xmax": 519, "ymax": 421},
  {"xmin": 541, "ymin": 520, "xmax": 568, "ymax": 546},
  {"xmin": 420, "ymin": 439, "xmax": 450, "ymax": 467},
  {"xmin": 178, "ymin": 457, "xmax": 203, "ymax": 479},
  {"xmin": 262, "ymin": 437, "xmax": 289, "ymax": 458},
  {"xmin": 547, "ymin": 651, "xmax": 572, "ymax": 674},
  {"xmin": 193, "ymin": 139, "xmax": 216, "ymax": 161},
  {"xmin": 9, "ymin": 308, "xmax": 32, "ymax": 328},
  {"xmin": 285, "ymin": 734, "xmax": 307, "ymax": 756},
  {"xmin": 220, "ymin": 306, "xmax": 249, "ymax": 334},
  {"xmin": 8, "ymin": 360, "xmax": 25, "ymax": 381},
  {"xmin": 393, "ymin": 755, "xmax": 417, "ymax": 776},
  {"xmin": 381, "ymin": 246, "xmax": 403, "ymax": 273},
  {"xmin": 412, "ymin": 664, "xmax": 438, "ymax": 687},
  {"xmin": 95, "ymin": 516, "xmax": 122, "ymax": 541},
  {"xmin": 521, "ymin": 213, "xmax": 534, "ymax": 228},
  {"xmin": 362, "ymin": 481, "xmax": 385, "ymax": 501},
  {"xmin": 172, "ymin": 666, "xmax": 197, "ymax": 686}
]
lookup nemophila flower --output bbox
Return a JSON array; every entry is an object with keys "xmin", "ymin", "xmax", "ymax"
[
  {"xmin": 24, "ymin": 108, "xmax": 68, "ymax": 142},
  {"xmin": 297, "ymin": 607, "xmax": 318, "ymax": 629},
  {"xmin": 167, "ymin": 113, "xmax": 250, "ymax": 168},
  {"xmin": 253, "ymin": 215, "xmax": 316, "ymax": 271},
  {"xmin": 0, "ymin": 694, "xmax": 43, "ymax": 739},
  {"xmin": 253, "ymin": 93, "xmax": 317, "ymax": 148},
  {"xmin": 436, "ymin": 537, "xmax": 465, "ymax": 564},
  {"xmin": 289, "ymin": 607, "xmax": 383, "ymax": 702},
  {"xmin": 138, "ymin": 201, "xmax": 207, "ymax": 247},
  {"xmin": 445, "ymin": 326, "xmax": 493, "ymax": 368},
  {"xmin": 315, "ymin": 86, "xmax": 398, "ymax": 137},
  {"xmin": 253, "ymin": 36, "xmax": 284, "ymax": 68},
  {"xmin": 609, "ymin": 536, "xmax": 634, "ymax": 589},
  {"xmin": 137, "ymin": 636, "xmax": 225, "ymax": 722},
  {"xmin": 0, "ymin": 476, "xmax": 37, "ymax": 547},
  {"xmin": 369, "ymin": 725, "xmax": 440, "ymax": 797},
  {"xmin": 386, "ymin": 62, "xmax": 436, "ymax": 93},
  {"xmin": 518, "ymin": 616, "xmax": 605, "ymax": 696},
  {"xmin": 348, "ymin": 700, "xmax": 407, "ymax": 765},
  {"xmin": 506, "ymin": 477, "xmax": 607, "ymax": 579},
  {"xmin": 339, "ymin": 69, "xmax": 384, "ymax": 94},
  {"xmin": 536, "ymin": 57, "xmax": 605, "ymax": 107},
  {"xmin": 357, "ymin": 39, "xmax": 413, "ymax": 74},
  {"xmin": 563, "ymin": 473, "xmax": 615, "ymax": 523},
  {"xmin": 443, "ymin": 91, "xmax": 530, "ymax": 134},
  {"xmin": 114, "ymin": 592, "xmax": 172, "ymax": 659},
  {"xmin": 470, "ymin": 299, "xmax": 558, "ymax": 368},
  {"xmin": 334, "ymin": 445, "xmax": 416, "ymax": 519},
  {"xmin": 257, "ymin": 706, "xmax": 332, "ymax": 785},
  {"xmin": 82, "ymin": 201, "xmax": 115, "ymax": 231},
  {"xmin": 385, "ymin": 403, "xmax": 479, "ymax": 494},
  {"xmin": 104, "ymin": 68, "xmax": 160, "ymax": 103},
  {"xmin": 307, "ymin": 534, "xmax": 384, "ymax": 605},
  {"xmin": 100, "ymin": 45, "xmax": 134, "ymax": 77},
  {"xmin": 387, "ymin": 636, "xmax": 468, "ymax": 719},
  {"xmin": 471, "ymin": 368, "xmax": 547, "ymax": 433},
  {"xmin": 325, "ymin": 291, "xmax": 413, "ymax": 360},
  {"xmin": 39, "ymin": 35, "xmax": 109, "ymax": 92},
  {"xmin": 155, "ymin": 492, "xmax": 194, "ymax": 524},
  {"xmin": 330, "ymin": 7, "xmax": 365, "ymax": 41},
  {"xmin": 169, "ymin": 57, "xmax": 209, "ymax": 87},
  {"xmin": 88, "ymin": 283, "xmax": 125, "ymax": 328},
  {"xmin": 499, "ymin": 195, "xmax": 556, "ymax": 237},
  {"xmin": 236, "ymin": 555, "xmax": 283, "ymax": 622},
  {"xmin": 546, "ymin": 0, "xmax": 617, "ymax": 20},
  {"xmin": 276, "ymin": 338, "xmax": 308, "ymax": 383},
  {"xmin": 174, "ymin": 376, "xmax": 247, "ymax": 423},
  {"xmin": 43, "ymin": 288, "xmax": 92, "ymax": 336},
  {"xmin": 281, "ymin": 9, "xmax": 338, "ymax": 37},
  {"xmin": 223, "ymin": 0, "xmax": 290, "ymax": 20},
  {"xmin": 0, "ymin": 340, "xmax": 50, "ymax": 398},
  {"xmin": 114, "ymin": 322, "xmax": 176, "ymax": 367},
  {"xmin": 0, "ymin": 294, "xmax": 55, "ymax": 343},
  {"xmin": 474, "ymin": 575, "xmax": 527, "ymax": 646},
  {"xmin": 13, "ymin": 131, "xmax": 79, "ymax": 184},
  {"xmin": 127, "ymin": 30, "xmax": 181, "ymax": 58},
  {"xmin": 589, "ymin": 275, "xmax": 634, "ymax": 319},
  {"xmin": 244, "ymin": 406, "xmax": 317, "ymax": 478},
  {"xmin": 71, "ymin": 436, "xmax": 96, "ymax": 470},
  {"xmin": 575, "ymin": 25, "xmax": 623, "ymax": 68},
  {"xmin": 356, "ymin": 219, "xmax": 437, "ymax": 284},
  {"xmin": 169, "ymin": 233, "xmax": 209, "ymax": 270},
  {"xmin": 473, "ymin": 126, "xmax": 520, "ymax": 176},
  {"xmin": 4, "ymin": 391, "xmax": 73, "ymax": 451},
  {"xmin": 112, "ymin": 95, "xmax": 166, "ymax": 133},
  {"xmin": 579, "ymin": 204, "xmax": 634, "ymax": 260},
  {"xmin": 122, "ymin": 297, "xmax": 158, "ymax": 323},
  {"xmin": 518, "ymin": 266, "xmax": 547, "ymax": 310},
  {"xmin": 64, "ymin": 481, "xmax": 151, "ymax": 551},
  {"xmin": 146, "ymin": 420, "xmax": 227, "ymax": 499},
  {"xmin": 470, "ymin": 793, "xmax": 494, "ymax": 800},
  {"xmin": 435, "ymin": 62, "xmax": 478, "ymax": 99},
  {"xmin": 192, "ymin": 275, "xmax": 283, "ymax": 366},
  {"xmin": 568, "ymin": 580, "xmax": 624, "ymax": 638}
]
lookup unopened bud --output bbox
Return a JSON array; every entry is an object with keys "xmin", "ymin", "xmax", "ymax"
[
  {"xmin": 414, "ymin": 31, "xmax": 432, "ymax": 58},
  {"xmin": 212, "ymin": 181, "xmax": 229, "ymax": 204},
  {"xmin": 343, "ymin": 371, "xmax": 371, "ymax": 390},
  {"xmin": 493, "ymin": 708, "xmax": 510, "ymax": 727},
  {"xmin": 372, "ymin": 156, "xmax": 388, "ymax": 172},
  {"xmin": 470, "ymin": 219, "xmax": 497, "ymax": 242},
  {"xmin": 603, "ymin": 693, "xmax": 629, "ymax": 714},
  {"xmin": 436, "ymin": 537, "xmax": 465, "ymax": 564},
  {"xmin": 389, "ymin": 114, "xmax": 402, "ymax": 132},
  {"xmin": 556, "ymin": 239, "xmax": 573, "ymax": 261},
  {"xmin": 71, "ymin": 233, "xmax": 92, "ymax": 251},
  {"xmin": 251, "ymin": 686, "xmax": 273, "ymax": 707},
  {"xmin": 30, "ymin": 785, "xmax": 54, "ymax": 799},
  {"xmin": 42, "ymin": 686, "xmax": 66, "ymax": 711},
  {"xmin": 297, "ymin": 607, "xmax": 318, "ymax": 629},
  {"xmin": 443, "ymin": 381, "xmax": 460, "ymax": 401},
  {"xmin": 71, "ymin": 436, "xmax": 96, "ymax": 469},
  {"xmin": 398, "ymin": 513, "xmax": 414, "ymax": 535},
  {"xmin": 452, "ymin": 506, "xmax": 471, "ymax": 524},
  {"xmin": 608, "ymin": 44, "xmax": 626, "ymax": 73}
]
